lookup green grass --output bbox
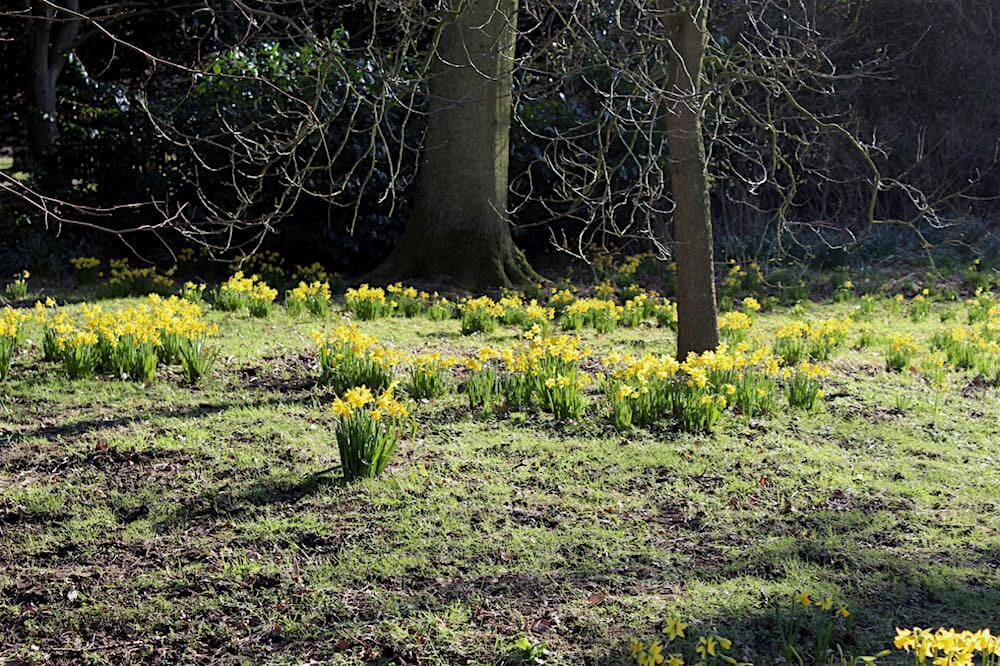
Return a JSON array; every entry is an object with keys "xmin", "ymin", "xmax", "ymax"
[{"xmin": 1, "ymin": 294, "xmax": 998, "ymax": 664}]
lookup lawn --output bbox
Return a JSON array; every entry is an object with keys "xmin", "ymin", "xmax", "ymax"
[{"xmin": 1, "ymin": 289, "xmax": 999, "ymax": 664}]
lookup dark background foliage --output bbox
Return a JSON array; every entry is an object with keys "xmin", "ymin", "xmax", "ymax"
[{"xmin": 1, "ymin": 0, "xmax": 997, "ymax": 275}]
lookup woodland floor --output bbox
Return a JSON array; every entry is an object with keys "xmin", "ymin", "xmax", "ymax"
[{"xmin": 1, "ymin": 294, "xmax": 999, "ymax": 664}]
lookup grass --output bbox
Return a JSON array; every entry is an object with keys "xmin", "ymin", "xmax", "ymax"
[{"xmin": 1, "ymin": 293, "xmax": 999, "ymax": 664}]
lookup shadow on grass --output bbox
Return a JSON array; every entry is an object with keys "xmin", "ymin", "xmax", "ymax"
[
  {"xmin": 150, "ymin": 465, "xmax": 344, "ymax": 532},
  {"xmin": 4, "ymin": 401, "xmax": 234, "ymax": 444}
]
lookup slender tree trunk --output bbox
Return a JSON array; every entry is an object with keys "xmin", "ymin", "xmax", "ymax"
[
  {"xmin": 24, "ymin": 0, "xmax": 80, "ymax": 163},
  {"xmin": 659, "ymin": 0, "xmax": 720, "ymax": 357},
  {"xmin": 370, "ymin": 0, "xmax": 539, "ymax": 289}
]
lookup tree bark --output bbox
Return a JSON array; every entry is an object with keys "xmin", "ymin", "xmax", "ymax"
[
  {"xmin": 370, "ymin": 0, "xmax": 539, "ymax": 290},
  {"xmin": 659, "ymin": 0, "xmax": 720, "ymax": 357},
  {"xmin": 24, "ymin": 0, "xmax": 80, "ymax": 163}
]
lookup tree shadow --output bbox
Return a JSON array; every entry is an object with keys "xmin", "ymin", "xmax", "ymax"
[
  {"xmin": 150, "ymin": 465, "xmax": 344, "ymax": 532},
  {"xmin": 3, "ymin": 402, "xmax": 233, "ymax": 444}
]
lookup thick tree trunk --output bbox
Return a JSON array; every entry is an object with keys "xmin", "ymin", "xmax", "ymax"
[
  {"xmin": 24, "ymin": 0, "xmax": 80, "ymax": 163},
  {"xmin": 370, "ymin": 0, "xmax": 538, "ymax": 290},
  {"xmin": 660, "ymin": 0, "xmax": 720, "ymax": 358}
]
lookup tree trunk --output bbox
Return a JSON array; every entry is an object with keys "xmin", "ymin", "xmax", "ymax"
[
  {"xmin": 24, "ymin": 0, "xmax": 80, "ymax": 163},
  {"xmin": 370, "ymin": 0, "xmax": 538, "ymax": 290},
  {"xmin": 660, "ymin": 0, "xmax": 720, "ymax": 357}
]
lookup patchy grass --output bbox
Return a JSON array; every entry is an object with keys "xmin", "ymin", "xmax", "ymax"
[{"xmin": 1, "ymin": 294, "xmax": 999, "ymax": 664}]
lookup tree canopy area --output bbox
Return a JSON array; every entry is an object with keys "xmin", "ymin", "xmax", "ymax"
[
  {"xmin": 1, "ymin": 3, "xmax": 1000, "ymax": 663},
  {"xmin": 2, "ymin": 1, "xmax": 998, "ymax": 263}
]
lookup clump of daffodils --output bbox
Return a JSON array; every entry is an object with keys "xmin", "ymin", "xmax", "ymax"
[
  {"xmin": 345, "ymin": 284, "xmax": 392, "ymax": 320},
  {"xmin": 181, "ymin": 281, "xmax": 207, "ymax": 303},
  {"xmin": 387, "ymin": 283, "xmax": 426, "ymax": 317},
  {"xmin": 286, "ymin": 280, "xmax": 332, "ymax": 316},
  {"xmin": 783, "ymin": 361, "xmax": 829, "ymax": 410},
  {"xmin": 331, "ymin": 385, "xmax": 412, "ymax": 481},
  {"xmin": 498, "ymin": 293, "xmax": 555, "ymax": 331},
  {"xmin": 909, "ymin": 288, "xmax": 933, "ymax": 321},
  {"xmin": 631, "ymin": 615, "xmax": 746, "ymax": 666},
  {"xmin": 719, "ymin": 311, "xmax": 753, "ymax": 345},
  {"xmin": 774, "ymin": 317, "xmax": 852, "ymax": 363},
  {"xmin": 774, "ymin": 593, "xmax": 872, "ymax": 665},
  {"xmin": 459, "ymin": 333, "xmax": 590, "ymax": 419},
  {"xmin": 654, "ymin": 299, "xmax": 679, "ymax": 331},
  {"xmin": 965, "ymin": 289, "xmax": 996, "ymax": 324},
  {"xmin": 3, "ymin": 270, "xmax": 30, "ymax": 301},
  {"xmin": 247, "ymin": 281, "xmax": 277, "ymax": 317},
  {"xmin": 930, "ymin": 324, "xmax": 995, "ymax": 373},
  {"xmin": 406, "ymin": 352, "xmax": 457, "ymax": 399},
  {"xmin": 560, "ymin": 297, "xmax": 621, "ymax": 333},
  {"xmin": 425, "ymin": 293, "xmax": 455, "ymax": 321},
  {"xmin": 547, "ymin": 287, "xmax": 577, "ymax": 315},
  {"xmin": 102, "ymin": 259, "xmax": 175, "ymax": 297},
  {"xmin": 39, "ymin": 295, "xmax": 219, "ymax": 382},
  {"xmin": 601, "ymin": 345, "xmax": 782, "ymax": 432},
  {"xmin": 69, "ymin": 257, "xmax": 101, "ymax": 284},
  {"xmin": 885, "ymin": 333, "xmax": 919, "ymax": 372},
  {"xmin": 0, "ymin": 307, "xmax": 26, "ymax": 379},
  {"xmin": 894, "ymin": 627, "xmax": 999, "ymax": 666},
  {"xmin": 312, "ymin": 322, "xmax": 399, "ymax": 393},
  {"xmin": 834, "ymin": 279, "xmax": 855, "ymax": 303},
  {"xmin": 461, "ymin": 352, "xmax": 499, "ymax": 411},
  {"xmin": 459, "ymin": 296, "xmax": 504, "ymax": 335},
  {"xmin": 619, "ymin": 292, "xmax": 652, "ymax": 328},
  {"xmin": 214, "ymin": 271, "xmax": 276, "ymax": 316}
]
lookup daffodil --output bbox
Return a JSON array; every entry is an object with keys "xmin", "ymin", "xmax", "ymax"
[
  {"xmin": 696, "ymin": 636, "xmax": 717, "ymax": 658},
  {"xmin": 662, "ymin": 617, "xmax": 688, "ymax": 641}
]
